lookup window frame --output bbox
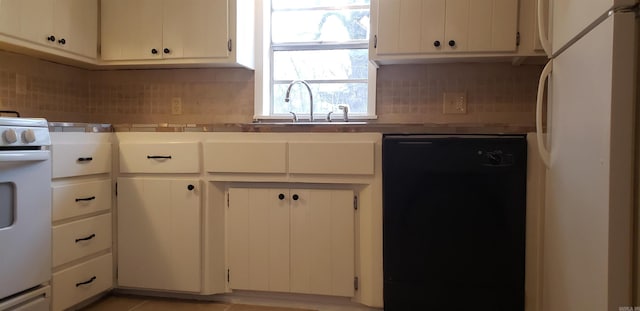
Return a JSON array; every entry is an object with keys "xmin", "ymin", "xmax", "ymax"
[{"xmin": 253, "ymin": 0, "xmax": 377, "ymax": 121}]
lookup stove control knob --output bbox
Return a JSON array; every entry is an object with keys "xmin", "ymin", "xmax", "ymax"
[
  {"xmin": 22, "ymin": 129, "xmax": 36, "ymax": 143},
  {"xmin": 3, "ymin": 129, "xmax": 17, "ymax": 144}
]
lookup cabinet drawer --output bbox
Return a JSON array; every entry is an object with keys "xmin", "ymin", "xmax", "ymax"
[
  {"xmin": 52, "ymin": 179, "xmax": 112, "ymax": 222},
  {"xmin": 119, "ymin": 142, "xmax": 200, "ymax": 173},
  {"xmin": 53, "ymin": 214, "xmax": 112, "ymax": 267},
  {"xmin": 288, "ymin": 141, "xmax": 375, "ymax": 175},
  {"xmin": 52, "ymin": 253, "xmax": 113, "ymax": 311},
  {"xmin": 204, "ymin": 141, "xmax": 287, "ymax": 173},
  {"xmin": 52, "ymin": 143, "xmax": 111, "ymax": 178}
]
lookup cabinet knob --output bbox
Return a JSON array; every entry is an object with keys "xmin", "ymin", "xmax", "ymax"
[
  {"xmin": 47, "ymin": 35, "xmax": 56, "ymax": 42},
  {"xmin": 448, "ymin": 40, "xmax": 456, "ymax": 47},
  {"xmin": 278, "ymin": 193, "xmax": 285, "ymax": 200},
  {"xmin": 187, "ymin": 184, "xmax": 195, "ymax": 191},
  {"xmin": 292, "ymin": 194, "xmax": 299, "ymax": 201},
  {"xmin": 151, "ymin": 48, "xmax": 158, "ymax": 55},
  {"xmin": 58, "ymin": 38, "xmax": 66, "ymax": 45},
  {"xmin": 433, "ymin": 40, "xmax": 441, "ymax": 47},
  {"xmin": 163, "ymin": 48, "xmax": 170, "ymax": 54}
]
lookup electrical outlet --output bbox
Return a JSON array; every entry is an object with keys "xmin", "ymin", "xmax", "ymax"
[
  {"xmin": 171, "ymin": 97, "xmax": 182, "ymax": 115},
  {"xmin": 443, "ymin": 92, "xmax": 467, "ymax": 114}
]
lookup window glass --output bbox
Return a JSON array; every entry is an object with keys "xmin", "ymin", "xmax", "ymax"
[{"xmin": 270, "ymin": 0, "xmax": 371, "ymax": 118}]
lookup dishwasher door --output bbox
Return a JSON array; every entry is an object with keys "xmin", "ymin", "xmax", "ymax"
[{"xmin": 382, "ymin": 135, "xmax": 527, "ymax": 311}]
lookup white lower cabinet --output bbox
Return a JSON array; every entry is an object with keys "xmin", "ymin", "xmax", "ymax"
[
  {"xmin": 52, "ymin": 214, "xmax": 112, "ymax": 267},
  {"xmin": 50, "ymin": 132, "xmax": 113, "ymax": 311},
  {"xmin": 52, "ymin": 254, "xmax": 113, "ymax": 311},
  {"xmin": 228, "ymin": 187, "xmax": 355, "ymax": 297},
  {"xmin": 117, "ymin": 177, "xmax": 201, "ymax": 292}
]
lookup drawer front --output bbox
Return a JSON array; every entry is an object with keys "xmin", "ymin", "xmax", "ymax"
[
  {"xmin": 53, "ymin": 214, "xmax": 112, "ymax": 267},
  {"xmin": 289, "ymin": 141, "xmax": 375, "ymax": 175},
  {"xmin": 119, "ymin": 142, "xmax": 200, "ymax": 173},
  {"xmin": 52, "ymin": 143, "xmax": 111, "ymax": 178},
  {"xmin": 52, "ymin": 179, "xmax": 112, "ymax": 222},
  {"xmin": 204, "ymin": 141, "xmax": 287, "ymax": 173},
  {"xmin": 52, "ymin": 253, "xmax": 113, "ymax": 311}
]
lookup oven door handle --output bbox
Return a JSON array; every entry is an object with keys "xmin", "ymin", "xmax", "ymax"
[{"xmin": 0, "ymin": 151, "xmax": 49, "ymax": 162}]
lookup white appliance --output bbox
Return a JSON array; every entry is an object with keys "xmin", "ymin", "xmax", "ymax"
[
  {"xmin": 535, "ymin": 0, "xmax": 639, "ymax": 310},
  {"xmin": 0, "ymin": 116, "xmax": 52, "ymax": 310}
]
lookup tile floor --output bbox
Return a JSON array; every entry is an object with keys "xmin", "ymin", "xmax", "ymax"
[{"xmin": 80, "ymin": 295, "xmax": 316, "ymax": 311}]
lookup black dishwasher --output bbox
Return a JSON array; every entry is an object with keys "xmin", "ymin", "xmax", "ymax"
[{"xmin": 382, "ymin": 135, "xmax": 526, "ymax": 311}]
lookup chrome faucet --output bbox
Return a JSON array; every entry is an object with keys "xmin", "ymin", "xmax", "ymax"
[
  {"xmin": 338, "ymin": 104, "xmax": 349, "ymax": 121},
  {"xmin": 284, "ymin": 80, "xmax": 314, "ymax": 122}
]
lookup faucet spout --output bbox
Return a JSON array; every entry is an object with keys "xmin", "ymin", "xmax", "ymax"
[{"xmin": 284, "ymin": 80, "xmax": 314, "ymax": 122}]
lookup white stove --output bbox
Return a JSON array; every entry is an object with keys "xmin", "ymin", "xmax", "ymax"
[
  {"xmin": 0, "ymin": 116, "xmax": 52, "ymax": 310},
  {"xmin": 0, "ymin": 117, "xmax": 51, "ymax": 148}
]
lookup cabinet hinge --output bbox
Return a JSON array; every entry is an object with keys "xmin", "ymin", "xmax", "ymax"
[
  {"xmin": 353, "ymin": 195, "xmax": 358, "ymax": 210},
  {"xmin": 374, "ymin": 35, "xmax": 377, "ymax": 49},
  {"xmin": 516, "ymin": 31, "xmax": 520, "ymax": 46},
  {"xmin": 227, "ymin": 269, "xmax": 230, "ymax": 283},
  {"xmin": 228, "ymin": 39, "xmax": 232, "ymax": 52},
  {"xmin": 354, "ymin": 276, "xmax": 359, "ymax": 291}
]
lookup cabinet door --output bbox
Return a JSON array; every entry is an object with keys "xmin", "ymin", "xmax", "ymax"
[
  {"xmin": 101, "ymin": 0, "xmax": 162, "ymax": 60},
  {"xmin": 467, "ymin": 0, "xmax": 518, "ymax": 52},
  {"xmin": 163, "ymin": 0, "xmax": 229, "ymax": 59},
  {"xmin": 444, "ymin": 0, "xmax": 470, "ymax": 51},
  {"xmin": 117, "ymin": 178, "xmax": 201, "ymax": 292},
  {"xmin": 290, "ymin": 189, "xmax": 355, "ymax": 297},
  {"xmin": 376, "ymin": 0, "xmax": 445, "ymax": 55},
  {"xmin": 0, "ymin": 0, "xmax": 53, "ymax": 44},
  {"xmin": 53, "ymin": 0, "xmax": 97, "ymax": 58},
  {"xmin": 228, "ymin": 188, "xmax": 290, "ymax": 292}
]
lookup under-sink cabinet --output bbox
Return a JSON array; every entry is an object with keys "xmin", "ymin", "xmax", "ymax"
[
  {"xmin": 204, "ymin": 137, "xmax": 375, "ymax": 177},
  {"xmin": 50, "ymin": 133, "xmax": 113, "ymax": 311},
  {"xmin": 227, "ymin": 187, "xmax": 356, "ymax": 297}
]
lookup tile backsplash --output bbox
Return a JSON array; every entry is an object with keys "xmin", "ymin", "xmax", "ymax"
[{"xmin": 0, "ymin": 50, "xmax": 542, "ymax": 126}]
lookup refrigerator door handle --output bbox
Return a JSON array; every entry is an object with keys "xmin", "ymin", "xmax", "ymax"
[
  {"xmin": 537, "ymin": 0, "xmax": 552, "ymax": 57},
  {"xmin": 536, "ymin": 60, "xmax": 553, "ymax": 168}
]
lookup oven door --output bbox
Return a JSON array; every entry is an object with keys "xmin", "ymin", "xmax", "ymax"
[{"xmin": 0, "ymin": 150, "xmax": 51, "ymax": 300}]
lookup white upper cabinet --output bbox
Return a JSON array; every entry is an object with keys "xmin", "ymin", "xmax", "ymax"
[
  {"xmin": 52, "ymin": 0, "xmax": 97, "ymax": 58},
  {"xmin": 100, "ymin": 0, "xmax": 163, "ymax": 61},
  {"xmin": 0, "ymin": 0, "xmax": 97, "ymax": 60},
  {"xmin": 0, "ymin": 0, "xmax": 53, "ymax": 44},
  {"xmin": 100, "ymin": 0, "xmax": 254, "ymax": 68},
  {"xmin": 374, "ymin": 0, "xmax": 518, "ymax": 56},
  {"xmin": 162, "ymin": 0, "xmax": 229, "ymax": 59}
]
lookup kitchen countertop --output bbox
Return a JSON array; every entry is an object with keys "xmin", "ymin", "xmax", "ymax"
[
  {"xmin": 111, "ymin": 122, "xmax": 534, "ymax": 134},
  {"xmin": 48, "ymin": 122, "xmax": 534, "ymax": 134},
  {"xmin": 49, "ymin": 122, "xmax": 113, "ymax": 133}
]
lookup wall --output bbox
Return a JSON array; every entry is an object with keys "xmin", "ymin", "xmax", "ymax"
[
  {"xmin": 376, "ymin": 63, "xmax": 541, "ymax": 125},
  {"xmin": 0, "ymin": 50, "xmax": 542, "ymax": 126}
]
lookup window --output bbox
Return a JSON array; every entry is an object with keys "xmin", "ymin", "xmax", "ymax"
[{"xmin": 255, "ymin": 0, "xmax": 375, "ymax": 120}]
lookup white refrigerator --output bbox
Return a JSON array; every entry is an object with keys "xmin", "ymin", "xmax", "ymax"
[{"xmin": 534, "ymin": 0, "xmax": 639, "ymax": 310}]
